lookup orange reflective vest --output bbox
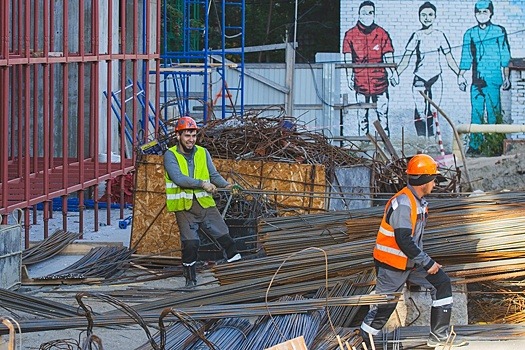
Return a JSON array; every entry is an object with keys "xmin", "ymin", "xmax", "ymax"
[{"xmin": 373, "ymin": 187, "xmax": 425, "ymax": 270}]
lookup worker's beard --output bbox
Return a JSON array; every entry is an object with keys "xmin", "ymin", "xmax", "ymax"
[{"xmin": 180, "ymin": 142, "xmax": 194, "ymax": 154}]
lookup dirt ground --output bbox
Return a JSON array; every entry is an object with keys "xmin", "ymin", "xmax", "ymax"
[{"xmin": 461, "ymin": 144, "xmax": 525, "ymax": 192}]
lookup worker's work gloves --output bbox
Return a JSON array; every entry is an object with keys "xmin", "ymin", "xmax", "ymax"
[
  {"xmin": 202, "ymin": 181, "xmax": 217, "ymax": 194},
  {"xmin": 225, "ymin": 183, "xmax": 243, "ymax": 195}
]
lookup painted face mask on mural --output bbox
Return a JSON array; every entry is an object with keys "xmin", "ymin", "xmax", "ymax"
[
  {"xmin": 358, "ymin": 6, "xmax": 375, "ymax": 27},
  {"xmin": 475, "ymin": 9, "xmax": 492, "ymax": 25}
]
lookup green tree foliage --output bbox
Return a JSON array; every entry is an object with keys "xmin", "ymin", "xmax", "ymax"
[
  {"xmin": 161, "ymin": 0, "xmax": 182, "ymax": 54},
  {"xmin": 162, "ymin": 0, "xmax": 204, "ymax": 55},
  {"xmin": 244, "ymin": 0, "xmax": 340, "ymax": 63},
  {"xmin": 480, "ymin": 113, "xmax": 506, "ymax": 156},
  {"xmin": 161, "ymin": 0, "xmax": 340, "ymax": 63}
]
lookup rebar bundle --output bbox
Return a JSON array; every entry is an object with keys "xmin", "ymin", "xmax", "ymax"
[
  {"xmin": 22, "ymin": 230, "xmax": 81, "ymax": 265},
  {"xmin": 314, "ymin": 269, "xmax": 376, "ymax": 328},
  {"xmin": 186, "ymin": 318, "xmax": 252, "ymax": 350},
  {"xmin": 240, "ymin": 295, "xmax": 325, "ymax": 350},
  {"xmin": 0, "ymin": 289, "xmax": 80, "ymax": 318},
  {"xmin": 38, "ymin": 246, "xmax": 134, "ymax": 280},
  {"xmin": 134, "ymin": 320, "xmax": 203, "ymax": 350}
]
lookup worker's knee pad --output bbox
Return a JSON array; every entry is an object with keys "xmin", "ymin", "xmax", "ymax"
[
  {"xmin": 426, "ymin": 269, "xmax": 452, "ymax": 300},
  {"xmin": 182, "ymin": 239, "xmax": 200, "ymax": 264}
]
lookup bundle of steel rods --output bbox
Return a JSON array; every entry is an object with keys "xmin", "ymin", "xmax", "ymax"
[
  {"xmin": 258, "ymin": 208, "xmax": 382, "ymax": 256},
  {"xmin": 240, "ymin": 295, "xmax": 325, "ymax": 350},
  {"xmin": 0, "ymin": 293, "xmax": 399, "ymax": 335},
  {"xmin": 212, "ymin": 242, "xmax": 375, "ymax": 285},
  {"xmin": 314, "ymin": 269, "xmax": 376, "ymax": 328},
  {"xmin": 38, "ymin": 246, "xmax": 134, "ymax": 280},
  {"xmin": 311, "ymin": 326, "xmax": 362, "ymax": 350},
  {"xmin": 134, "ymin": 320, "xmax": 204, "ymax": 350},
  {"xmin": 22, "ymin": 230, "xmax": 81, "ymax": 265},
  {"xmin": 398, "ymin": 324, "xmax": 525, "ymax": 343},
  {"xmin": 0, "ymin": 289, "xmax": 80, "ymax": 318},
  {"xmin": 186, "ymin": 318, "xmax": 252, "ymax": 350},
  {"xmin": 213, "ymin": 192, "xmax": 525, "ymax": 287}
]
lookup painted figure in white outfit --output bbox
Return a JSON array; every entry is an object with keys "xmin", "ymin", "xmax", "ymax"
[{"xmin": 397, "ymin": 1, "xmax": 460, "ymax": 138}]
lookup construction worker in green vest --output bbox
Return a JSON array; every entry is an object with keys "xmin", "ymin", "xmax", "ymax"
[{"xmin": 164, "ymin": 116, "xmax": 241, "ymax": 287}]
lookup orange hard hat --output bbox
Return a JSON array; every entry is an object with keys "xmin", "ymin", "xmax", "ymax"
[
  {"xmin": 406, "ymin": 154, "xmax": 440, "ymax": 175},
  {"xmin": 175, "ymin": 116, "xmax": 198, "ymax": 132}
]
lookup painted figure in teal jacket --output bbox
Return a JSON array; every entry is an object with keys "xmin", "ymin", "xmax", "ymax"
[{"xmin": 457, "ymin": 0, "xmax": 511, "ymax": 153}]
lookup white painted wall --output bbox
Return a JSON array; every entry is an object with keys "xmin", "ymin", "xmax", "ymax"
[{"xmin": 339, "ymin": 0, "xmax": 525, "ymax": 150}]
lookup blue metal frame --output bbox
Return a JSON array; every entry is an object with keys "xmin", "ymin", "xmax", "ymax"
[
  {"xmin": 160, "ymin": 0, "xmax": 245, "ymax": 123},
  {"xmin": 103, "ymin": 80, "xmax": 168, "ymax": 146}
]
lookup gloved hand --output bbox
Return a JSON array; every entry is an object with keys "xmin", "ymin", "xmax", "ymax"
[
  {"xmin": 232, "ymin": 184, "xmax": 243, "ymax": 195},
  {"xmin": 226, "ymin": 183, "xmax": 243, "ymax": 195},
  {"xmin": 202, "ymin": 181, "xmax": 217, "ymax": 194}
]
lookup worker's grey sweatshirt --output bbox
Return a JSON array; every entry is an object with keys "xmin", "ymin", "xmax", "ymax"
[{"xmin": 164, "ymin": 145, "xmax": 230, "ymax": 189}]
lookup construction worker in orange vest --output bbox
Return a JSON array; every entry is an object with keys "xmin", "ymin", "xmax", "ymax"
[{"xmin": 360, "ymin": 154, "xmax": 468, "ymax": 348}]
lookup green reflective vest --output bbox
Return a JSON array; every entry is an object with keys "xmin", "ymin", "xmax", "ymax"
[{"xmin": 165, "ymin": 145, "xmax": 216, "ymax": 212}]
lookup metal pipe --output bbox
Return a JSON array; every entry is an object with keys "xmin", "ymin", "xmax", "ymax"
[
  {"xmin": 456, "ymin": 124, "xmax": 525, "ymax": 133},
  {"xmin": 418, "ymin": 91, "xmax": 472, "ymax": 191},
  {"xmin": 0, "ymin": 65, "xmax": 7, "ymax": 224}
]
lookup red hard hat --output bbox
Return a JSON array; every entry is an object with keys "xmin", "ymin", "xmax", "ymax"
[
  {"xmin": 406, "ymin": 154, "xmax": 440, "ymax": 175},
  {"xmin": 175, "ymin": 116, "xmax": 198, "ymax": 132}
]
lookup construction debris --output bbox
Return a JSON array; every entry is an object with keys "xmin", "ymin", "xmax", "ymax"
[{"xmin": 197, "ymin": 115, "xmax": 462, "ymax": 194}]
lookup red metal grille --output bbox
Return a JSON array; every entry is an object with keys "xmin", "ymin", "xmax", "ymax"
[{"xmin": 0, "ymin": 1, "xmax": 161, "ymax": 247}]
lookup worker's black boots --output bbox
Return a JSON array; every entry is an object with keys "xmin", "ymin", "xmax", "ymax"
[
  {"xmin": 427, "ymin": 306, "xmax": 468, "ymax": 347},
  {"xmin": 217, "ymin": 235, "xmax": 241, "ymax": 263},
  {"xmin": 182, "ymin": 263, "xmax": 197, "ymax": 287}
]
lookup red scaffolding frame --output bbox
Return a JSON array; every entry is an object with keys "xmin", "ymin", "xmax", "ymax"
[{"xmin": 0, "ymin": 1, "xmax": 162, "ymax": 247}]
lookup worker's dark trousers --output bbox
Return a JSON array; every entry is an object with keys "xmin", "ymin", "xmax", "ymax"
[
  {"xmin": 361, "ymin": 266, "xmax": 452, "ymax": 336},
  {"xmin": 181, "ymin": 239, "xmax": 200, "ymax": 264},
  {"xmin": 217, "ymin": 234, "xmax": 238, "ymax": 260},
  {"xmin": 176, "ymin": 201, "xmax": 232, "ymax": 263}
]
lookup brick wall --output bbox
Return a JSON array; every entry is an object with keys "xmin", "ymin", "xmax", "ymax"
[
  {"xmin": 511, "ymin": 70, "xmax": 525, "ymax": 138},
  {"xmin": 339, "ymin": 0, "xmax": 525, "ymax": 148}
]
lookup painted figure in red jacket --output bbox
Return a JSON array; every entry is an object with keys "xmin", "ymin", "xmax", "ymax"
[{"xmin": 343, "ymin": 1, "xmax": 399, "ymax": 137}]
